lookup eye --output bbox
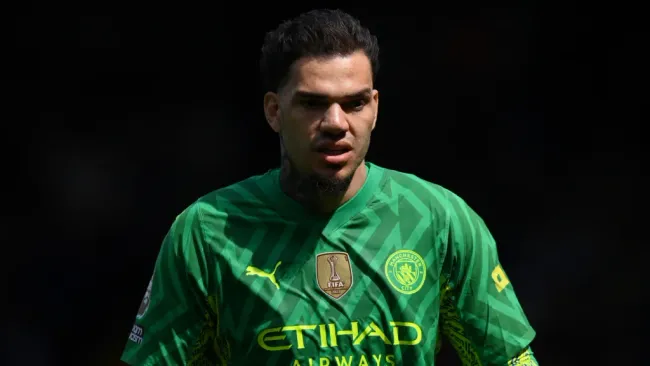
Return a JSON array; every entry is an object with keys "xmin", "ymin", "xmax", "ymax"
[
  {"xmin": 342, "ymin": 99, "xmax": 367, "ymax": 112},
  {"xmin": 300, "ymin": 99, "xmax": 328, "ymax": 110}
]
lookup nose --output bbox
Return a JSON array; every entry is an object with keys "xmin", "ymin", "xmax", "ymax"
[{"xmin": 320, "ymin": 103, "xmax": 349, "ymax": 135}]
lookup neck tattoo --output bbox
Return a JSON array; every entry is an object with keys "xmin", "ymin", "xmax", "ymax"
[{"xmin": 278, "ymin": 139, "xmax": 352, "ymax": 214}]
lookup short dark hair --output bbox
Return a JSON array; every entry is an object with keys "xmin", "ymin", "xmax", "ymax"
[{"xmin": 260, "ymin": 9, "xmax": 380, "ymax": 93}]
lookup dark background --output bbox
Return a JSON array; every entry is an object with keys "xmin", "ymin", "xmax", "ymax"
[{"xmin": 8, "ymin": 3, "xmax": 645, "ymax": 365}]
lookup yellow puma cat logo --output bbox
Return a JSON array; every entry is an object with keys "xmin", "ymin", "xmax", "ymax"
[{"xmin": 245, "ymin": 261, "xmax": 282, "ymax": 289}]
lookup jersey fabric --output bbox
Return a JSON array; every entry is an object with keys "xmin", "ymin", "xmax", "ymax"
[{"xmin": 121, "ymin": 162, "xmax": 537, "ymax": 365}]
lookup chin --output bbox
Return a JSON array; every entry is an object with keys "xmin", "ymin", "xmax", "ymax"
[
  {"xmin": 315, "ymin": 162, "xmax": 353, "ymax": 178},
  {"xmin": 308, "ymin": 164, "xmax": 356, "ymax": 194}
]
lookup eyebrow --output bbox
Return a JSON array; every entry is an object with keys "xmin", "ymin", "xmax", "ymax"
[{"xmin": 293, "ymin": 88, "xmax": 372, "ymax": 100}]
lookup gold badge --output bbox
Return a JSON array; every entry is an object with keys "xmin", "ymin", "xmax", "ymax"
[{"xmin": 316, "ymin": 252, "xmax": 353, "ymax": 300}]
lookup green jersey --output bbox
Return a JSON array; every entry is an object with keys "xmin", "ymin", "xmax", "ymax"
[{"xmin": 121, "ymin": 163, "xmax": 537, "ymax": 366}]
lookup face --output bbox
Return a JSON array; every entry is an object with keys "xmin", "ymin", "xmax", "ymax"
[{"xmin": 264, "ymin": 50, "xmax": 379, "ymax": 187}]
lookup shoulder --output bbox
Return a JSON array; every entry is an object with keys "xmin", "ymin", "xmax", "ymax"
[
  {"xmin": 376, "ymin": 165, "xmax": 490, "ymax": 247},
  {"xmin": 376, "ymin": 165, "xmax": 468, "ymax": 216},
  {"xmin": 201, "ymin": 170, "xmax": 274, "ymax": 208},
  {"xmin": 381, "ymin": 167, "xmax": 487, "ymax": 233},
  {"xmin": 173, "ymin": 170, "xmax": 277, "ymax": 230}
]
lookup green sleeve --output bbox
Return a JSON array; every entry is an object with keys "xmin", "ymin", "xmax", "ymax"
[
  {"xmin": 121, "ymin": 203, "xmax": 229, "ymax": 365},
  {"xmin": 439, "ymin": 192, "xmax": 537, "ymax": 365}
]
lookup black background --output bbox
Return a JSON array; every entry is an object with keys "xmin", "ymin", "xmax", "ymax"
[{"xmin": 8, "ymin": 3, "xmax": 645, "ymax": 365}]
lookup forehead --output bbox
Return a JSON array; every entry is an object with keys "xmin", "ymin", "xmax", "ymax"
[{"xmin": 285, "ymin": 51, "xmax": 373, "ymax": 97}]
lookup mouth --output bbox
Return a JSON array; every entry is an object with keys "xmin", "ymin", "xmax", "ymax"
[
  {"xmin": 316, "ymin": 147, "xmax": 353, "ymax": 165},
  {"xmin": 317, "ymin": 147, "xmax": 351, "ymax": 156}
]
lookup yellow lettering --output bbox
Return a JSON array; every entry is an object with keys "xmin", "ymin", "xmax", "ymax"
[
  {"xmin": 258, "ymin": 327, "xmax": 291, "ymax": 351},
  {"xmin": 385, "ymin": 355, "xmax": 395, "ymax": 366},
  {"xmin": 328, "ymin": 322, "xmax": 359, "ymax": 347},
  {"xmin": 492, "ymin": 264, "xmax": 510, "ymax": 292},
  {"xmin": 390, "ymin": 322, "xmax": 422, "ymax": 345},
  {"xmin": 319, "ymin": 324, "xmax": 328, "ymax": 347},
  {"xmin": 282, "ymin": 325, "xmax": 317, "ymax": 350},
  {"xmin": 334, "ymin": 356, "xmax": 353, "ymax": 366},
  {"xmin": 353, "ymin": 322, "xmax": 391, "ymax": 345},
  {"xmin": 295, "ymin": 354, "xmax": 392, "ymax": 366},
  {"xmin": 259, "ymin": 321, "xmax": 424, "ymax": 352},
  {"xmin": 358, "ymin": 354, "xmax": 369, "ymax": 366}
]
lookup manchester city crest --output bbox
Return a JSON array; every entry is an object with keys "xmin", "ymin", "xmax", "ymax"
[{"xmin": 385, "ymin": 250, "xmax": 426, "ymax": 294}]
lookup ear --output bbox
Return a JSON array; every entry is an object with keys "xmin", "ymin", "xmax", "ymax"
[
  {"xmin": 371, "ymin": 89, "xmax": 379, "ymax": 130},
  {"xmin": 263, "ymin": 91, "xmax": 281, "ymax": 133}
]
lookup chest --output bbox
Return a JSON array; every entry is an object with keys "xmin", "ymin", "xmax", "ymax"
[{"xmin": 216, "ymin": 222, "xmax": 445, "ymax": 364}]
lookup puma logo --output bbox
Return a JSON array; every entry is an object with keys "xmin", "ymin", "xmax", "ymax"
[{"xmin": 245, "ymin": 261, "xmax": 282, "ymax": 289}]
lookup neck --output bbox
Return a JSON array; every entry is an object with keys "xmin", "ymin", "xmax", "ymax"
[{"xmin": 280, "ymin": 158, "xmax": 368, "ymax": 215}]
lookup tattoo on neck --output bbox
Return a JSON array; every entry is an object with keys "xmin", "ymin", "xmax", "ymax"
[
  {"xmin": 278, "ymin": 137, "xmax": 352, "ymax": 213},
  {"xmin": 279, "ymin": 143, "xmax": 317, "ymax": 210}
]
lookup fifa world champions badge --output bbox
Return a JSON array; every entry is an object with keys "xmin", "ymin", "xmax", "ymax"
[{"xmin": 316, "ymin": 252, "xmax": 354, "ymax": 300}]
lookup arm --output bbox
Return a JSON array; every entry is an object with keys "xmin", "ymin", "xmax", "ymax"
[
  {"xmin": 121, "ymin": 203, "xmax": 230, "ymax": 365},
  {"xmin": 439, "ymin": 192, "xmax": 538, "ymax": 365}
]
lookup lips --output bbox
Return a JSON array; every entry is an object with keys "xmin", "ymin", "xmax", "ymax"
[
  {"xmin": 315, "ymin": 142, "xmax": 353, "ymax": 154},
  {"xmin": 315, "ymin": 144, "xmax": 353, "ymax": 165},
  {"xmin": 318, "ymin": 147, "xmax": 350, "ymax": 155}
]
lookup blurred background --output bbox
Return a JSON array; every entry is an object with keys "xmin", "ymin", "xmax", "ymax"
[{"xmin": 8, "ymin": 3, "xmax": 645, "ymax": 365}]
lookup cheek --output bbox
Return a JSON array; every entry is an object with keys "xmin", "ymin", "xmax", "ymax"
[
  {"xmin": 350, "ymin": 116, "xmax": 375, "ymax": 138},
  {"xmin": 281, "ymin": 119, "xmax": 314, "ymax": 155},
  {"xmin": 286, "ymin": 113, "xmax": 317, "ymax": 137}
]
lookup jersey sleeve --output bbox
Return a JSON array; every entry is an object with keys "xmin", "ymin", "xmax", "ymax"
[
  {"xmin": 121, "ymin": 203, "xmax": 230, "ymax": 365},
  {"xmin": 439, "ymin": 192, "xmax": 537, "ymax": 365}
]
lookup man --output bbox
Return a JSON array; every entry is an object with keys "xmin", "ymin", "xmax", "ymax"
[{"xmin": 121, "ymin": 9, "xmax": 538, "ymax": 366}]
